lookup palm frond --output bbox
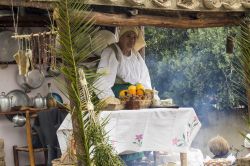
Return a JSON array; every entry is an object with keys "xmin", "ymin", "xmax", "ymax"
[
  {"xmin": 54, "ymin": 0, "xmax": 123, "ymax": 165},
  {"xmin": 233, "ymin": 18, "xmax": 250, "ymax": 106}
]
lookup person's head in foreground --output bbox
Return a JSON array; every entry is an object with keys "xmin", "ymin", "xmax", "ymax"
[{"xmin": 208, "ymin": 135, "xmax": 230, "ymax": 158}]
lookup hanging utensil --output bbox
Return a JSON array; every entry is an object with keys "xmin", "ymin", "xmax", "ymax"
[
  {"xmin": 42, "ymin": 32, "xmax": 50, "ymax": 68},
  {"xmin": 15, "ymin": 38, "xmax": 32, "ymax": 92},
  {"xmin": 14, "ymin": 38, "xmax": 30, "ymax": 76},
  {"xmin": 25, "ymin": 36, "xmax": 45, "ymax": 89},
  {"xmin": 47, "ymin": 33, "xmax": 60, "ymax": 77}
]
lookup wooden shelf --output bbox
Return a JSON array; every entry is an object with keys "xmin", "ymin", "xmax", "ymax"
[{"xmin": 0, "ymin": 107, "xmax": 49, "ymax": 115}]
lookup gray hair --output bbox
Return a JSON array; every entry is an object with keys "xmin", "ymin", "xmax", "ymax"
[{"xmin": 208, "ymin": 135, "xmax": 230, "ymax": 156}]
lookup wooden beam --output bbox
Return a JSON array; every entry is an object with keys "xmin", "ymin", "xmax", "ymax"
[
  {"xmin": 0, "ymin": 0, "xmax": 55, "ymax": 10},
  {"xmin": 0, "ymin": 15, "xmax": 50, "ymax": 27},
  {"xmin": 0, "ymin": 0, "xmax": 244, "ymax": 28},
  {"xmin": 87, "ymin": 11, "xmax": 242, "ymax": 28}
]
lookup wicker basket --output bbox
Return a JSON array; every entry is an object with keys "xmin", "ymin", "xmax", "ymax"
[
  {"xmin": 125, "ymin": 99, "xmax": 152, "ymax": 109},
  {"xmin": 236, "ymin": 157, "xmax": 250, "ymax": 166},
  {"xmin": 52, "ymin": 159, "xmax": 76, "ymax": 166},
  {"xmin": 204, "ymin": 159, "xmax": 231, "ymax": 166}
]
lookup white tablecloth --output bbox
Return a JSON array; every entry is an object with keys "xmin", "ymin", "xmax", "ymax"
[{"xmin": 57, "ymin": 107, "xmax": 201, "ymax": 155}]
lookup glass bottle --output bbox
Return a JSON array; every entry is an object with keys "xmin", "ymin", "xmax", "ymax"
[{"xmin": 46, "ymin": 83, "xmax": 57, "ymax": 108}]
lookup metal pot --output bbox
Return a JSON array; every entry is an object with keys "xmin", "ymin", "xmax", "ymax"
[
  {"xmin": 33, "ymin": 93, "xmax": 46, "ymax": 108},
  {"xmin": 12, "ymin": 114, "xmax": 26, "ymax": 127},
  {"xmin": 0, "ymin": 92, "xmax": 12, "ymax": 112}
]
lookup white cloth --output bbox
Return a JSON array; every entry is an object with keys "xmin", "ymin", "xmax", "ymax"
[
  {"xmin": 94, "ymin": 44, "xmax": 152, "ymax": 99},
  {"xmin": 244, "ymin": 133, "xmax": 250, "ymax": 148},
  {"xmin": 157, "ymin": 148, "xmax": 204, "ymax": 166},
  {"xmin": 57, "ymin": 107, "xmax": 201, "ymax": 155}
]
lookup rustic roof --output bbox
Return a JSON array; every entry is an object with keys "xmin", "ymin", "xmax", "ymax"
[
  {"xmin": 0, "ymin": 0, "xmax": 249, "ymax": 28},
  {"xmin": 86, "ymin": 0, "xmax": 249, "ymax": 12}
]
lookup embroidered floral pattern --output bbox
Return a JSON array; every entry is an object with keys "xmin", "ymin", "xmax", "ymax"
[
  {"xmin": 133, "ymin": 134, "xmax": 143, "ymax": 147},
  {"xmin": 172, "ymin": 116, "xmax": 199, "ymax": 147}
]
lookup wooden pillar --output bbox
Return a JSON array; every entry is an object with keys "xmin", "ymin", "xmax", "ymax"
[
  {"xmin": 180, "ymin": 153, "xmax": 187, "ymax": 166},
  {"xmin": 25, "ymin": 111, "xmax": 35, "ymax": 166}
]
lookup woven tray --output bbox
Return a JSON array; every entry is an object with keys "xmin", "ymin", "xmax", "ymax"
[
  {"xmin": 204, "ymin": 159, "xmax": 231, "ymax": 166},
  {"xmin": 52, "ymin": 159, "xmax": 76, "ymax": 166},
  {"xmin": 236, "ymin": 157, "xmax": 250, "ymax": 166},
  {"xmin": 125, "ymin": 99, "xmax": 152, "ymax": 109}
]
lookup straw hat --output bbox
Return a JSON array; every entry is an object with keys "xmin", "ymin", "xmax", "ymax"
[
  {"xmin": 203, "ymin": 0, "xmax": 222, "ymax": 9},
  {"xmin": 91, "ymin": 30, "xmax": 118, "ymax": 55},
  {"xmin": 152, "ymin": 0, "xmax": 171, "ymax": 8},
  {"xmin": 118, "ymin": 26, "xmax": 146, "ymax": 51},
  {"xmin": 177, "ymin": 0, "xmax": 200, "ymax": 9}
]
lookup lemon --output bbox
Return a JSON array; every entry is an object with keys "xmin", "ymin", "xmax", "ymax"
[
  {"xmin": 128, "ymin": 85, "xmax": 136, "ymax": 95},
  {"xmin": 136, "ymin": 83, "xmax": 145, "ymax": 90},
  {"xmin": 128, "ymin": 85, "xmax": 136, "ymax": 90},
  {"xmin": 119, "ymin": 90, "xmax": 128, "ymax": 98},
  {"xmin": 136, "ymin": 89, "xmax": 145, "ymax": 96}
]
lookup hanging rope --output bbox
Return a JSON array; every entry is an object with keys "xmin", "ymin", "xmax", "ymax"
[
  {"xmin": 10, "ymin": 0, "xmax": 21, "ymax": 68},
  {"xmin": 10, "ymin": 0, "xmax": 19, "ymax": 35}
]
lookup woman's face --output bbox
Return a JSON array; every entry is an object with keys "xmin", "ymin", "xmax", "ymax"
[{"xmin": 118, "ymin": 31, "xmax": 137, "ymax": 51}]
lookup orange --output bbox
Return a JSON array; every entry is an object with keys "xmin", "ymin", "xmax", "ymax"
[
  {"xmin": 119, "ymin": 90, "xmax": 128, "ymax": 98},
  {"xmin": 136, "ymin": 83, "xmax": 145, "ymax": 90},
  {"xmin": 136, "ymin": 89, "xmax": 144, "ymax": 96},
  {"xmin": 128, "ymin": 85, "xmax": 137, "ymax": 95}
]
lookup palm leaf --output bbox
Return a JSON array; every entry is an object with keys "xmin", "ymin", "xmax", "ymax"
[
  {"xmin": 54, "ymin": 0, "xmax": 123, "ymax": 165},
  {"xmin": 233, "ymin": 18, "xmax": 250, "ymax": 106},
  {"xmin": 233, "ymin": 18, "xmax": 250, "ymax": 146}
]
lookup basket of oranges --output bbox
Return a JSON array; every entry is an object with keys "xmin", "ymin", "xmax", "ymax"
[{"xmin": 119, "ymin": 83, "xmax": 153, "ymax": 110}]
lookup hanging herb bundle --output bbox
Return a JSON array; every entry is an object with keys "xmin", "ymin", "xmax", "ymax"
[{"xmin": 54, "ymin": 0, "xmax": 123, "ymax": 165}]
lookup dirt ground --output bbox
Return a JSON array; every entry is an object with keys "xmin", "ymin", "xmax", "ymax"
[{"xmin": 192, "ymin": 109, "xmax": 250, "ymax": 158}]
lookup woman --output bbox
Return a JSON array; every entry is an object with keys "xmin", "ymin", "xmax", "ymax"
[
  {"xmin": 95, "ymin": 27, "xmax": 152, "ymax": 165},
  {"xmin": 95, "ymin": 26, "xmax": 151, "ymax": 100}
]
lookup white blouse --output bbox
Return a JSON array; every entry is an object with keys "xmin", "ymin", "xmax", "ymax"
[{"xmin": 95, "ymin": 44, "xmax": 152, "ymax": 99}]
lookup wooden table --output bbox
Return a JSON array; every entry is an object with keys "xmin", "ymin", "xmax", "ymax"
[
  {"xmin": 58, "ymin": 107, "xmax": 201, "ymax": 166},
  {"xmin": 0, "ymin": 107, "xmax": 49, "ymax": 166}
]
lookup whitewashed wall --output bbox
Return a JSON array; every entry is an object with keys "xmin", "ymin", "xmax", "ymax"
[
  {"xmin": 0, "ymin": 65, "xmax": 68, "ymax": 166},
  {"xmin": 0, "ymin": 27, "xmax": 68, "ymax": 166}
]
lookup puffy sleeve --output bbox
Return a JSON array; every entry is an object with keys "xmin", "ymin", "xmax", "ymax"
[
  {"xmin": 137, "ymin": 52, "xmax": 152, "ymax": 90},
  {"xmin": 94, "ymin": 47, "xmax": 119, "ymax": 99}
]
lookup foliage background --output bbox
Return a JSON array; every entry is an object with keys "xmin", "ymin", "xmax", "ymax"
[{"xmin": 145, "ymin": 27, "xmax": 241, "ymax": 112}]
